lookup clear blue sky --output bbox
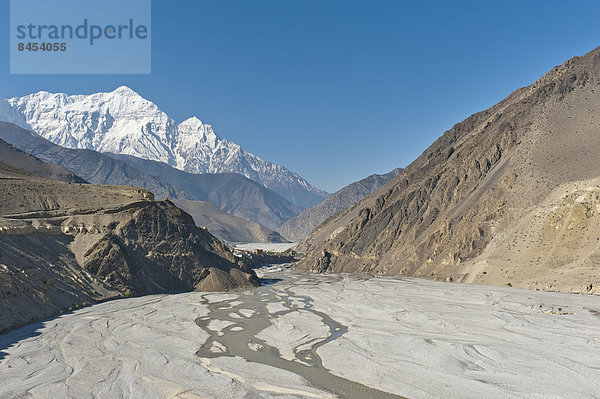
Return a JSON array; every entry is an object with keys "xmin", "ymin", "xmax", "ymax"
[{"xmin": 1, "ymin": 0, "xmax": 600, "ymax": 192}]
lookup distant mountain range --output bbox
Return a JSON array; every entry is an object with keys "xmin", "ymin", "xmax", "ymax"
[
  {"xmin": 0, "ymin": 122, "xmax": 298, "ymax": 236},
  {"xmin": 173, "ymin": 199, "xmax": 288, "ymax": 244},
  {"xmin": 1, "ymin": 87, "xmax": 328, "ymax": 208},
  {"xmin": 105, "ymin": 153, "xmax": 302, "ymax": 230},
  {"xmin": 277, "ymin": 168, "xmax": 402, "ymax": 241}
]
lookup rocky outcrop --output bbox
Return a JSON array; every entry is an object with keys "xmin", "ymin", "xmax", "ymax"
[
  {"xmin": 67, "ymin": 200, "xmax": 259, "ymax": 295},
  {"xmin": 278, "ymin": 168, "xmax": 402, "ymax": 241},
  {"xmin": 0, "ymin": 161, "xmax": 259, "ymax": 331},
  {"xmin": 296, "ymin": 46, "xmax": 600, "ymax": 294}
]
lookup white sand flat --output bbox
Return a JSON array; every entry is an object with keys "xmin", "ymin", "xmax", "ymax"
[{"xmin": 0, "ymin": 272, "xmax": 599, "ymax": 399}]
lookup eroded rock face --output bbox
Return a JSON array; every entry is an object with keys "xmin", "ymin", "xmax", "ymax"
[
  {"xmin": 69, "ymin": 200, "xmax": 259, "ymax": 295},
  {"xmin": 0, "ymin": 162, "xmax": 259, "ymax": 331},
  {"xmin": 296, "ymin": 47, "xmax": 600, "ymax": 294}
]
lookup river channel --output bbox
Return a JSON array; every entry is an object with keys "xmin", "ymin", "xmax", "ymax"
[{"xmin": 195, "ymin": 267, "xmax": 406, "ymax": 399}]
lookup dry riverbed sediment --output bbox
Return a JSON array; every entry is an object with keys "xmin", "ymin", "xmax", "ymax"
[{"xmin": 1, "ymin": 266, "xmax": 599, "ymax": 399}]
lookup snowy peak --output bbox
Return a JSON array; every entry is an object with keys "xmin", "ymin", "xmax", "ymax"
[
  {"xmin": 112, "ymin": 85, "xmax": 140, "ymax": 96},
  {"xmin": 0, "ymin": 87, "xmax": 329, "ymax": 208},
  {"xmin": 180, "ymin": 116, "xmax": 204, "ymax": 127},
  {"xmin": 178, "ymin": 117, "xmax": 218, "ymax": 142},
  {"xmin": 174, "ymin": 117, "xmax": 229, "ymax": 174},
  {"xmin": 7, "ymin": 87, "xmax": 178, "ymax": 164},
  {"xmin": 177, "ymin": 119, "xmax": 220, "ymax": 152}
]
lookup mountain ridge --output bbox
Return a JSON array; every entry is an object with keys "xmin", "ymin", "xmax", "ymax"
[
  {"xmin": 173, "ymin": 199, "xmax": 289, "ymax": 244},
  {"xmin": 1, "ymin": 87, "xmax": 328, "ymax": 208},
  {"xmin": 278, "ymin": 168, "xmax": 402, "ymax": 241},
  {"xmin": 0, "ymin": 122, "xmax": 299, "ymax": 233},
  {"xmin": 0, "ymin": 137, "xmax": 86, "ymax": 184},
  {"xmin": 106, "ymin": 152, "xmax": 302, "ymax": 230}
]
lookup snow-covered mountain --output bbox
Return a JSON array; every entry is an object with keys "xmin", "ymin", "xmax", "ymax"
[
  {"xmin": 0, "ymin": 98, "xmax": 30, "ymax": 130},
  {"xmin": 2, "ymin": 87, "xmax": 328, "ymax": 208}
]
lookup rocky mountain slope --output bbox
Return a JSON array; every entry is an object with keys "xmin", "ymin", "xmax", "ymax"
[
  {"xmin": 173, "ymin": 199, "xmax": 288, "ymax": 243},
  {"xmin": 0, "ymin": 137, "xmax": 86, "ymax": 183},
  {"xmin": 296, "ymin": 46, "xmax": 600, "ymax": 294},
  {"xmin": 0, "ymin": 158, "xmax": 258, "ymax": 331},
  {"xmin": 1, "ymin": 87, "xmax": 328, "ymax": 208},
  {"xmin": 277, "ymin": 168, "xmax": 402, "ymax": 241},
  {"xmin": 0, "ymin": 122, "xmax": 300, "ymax": 231},
  {"xmin": 0, "ymin": 121, "xmax": 181, "ymax": 198}
]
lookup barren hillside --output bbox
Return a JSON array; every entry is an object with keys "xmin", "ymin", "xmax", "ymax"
[
  {"xmin": 0, "ymin": 161, "xmax": 258, "ymax": 331},
  {"xmin": 296, "ymin": 46, "xmax": 600, "ymax": 294}
]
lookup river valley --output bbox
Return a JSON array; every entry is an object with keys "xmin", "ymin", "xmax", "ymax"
[{"xmin": 1, "ymin": 265, "xmax": 600, "ymax": 399}]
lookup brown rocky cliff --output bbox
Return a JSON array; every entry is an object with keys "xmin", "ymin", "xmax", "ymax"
[
  {"xmin": 71, "ymin": 200, "xmax": 259, "ymax": 295},
  {"xmin": 0, "ymin": 163, "xmax": 259, "ymax": 331}
]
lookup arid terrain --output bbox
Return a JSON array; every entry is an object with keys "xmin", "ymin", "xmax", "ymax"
[
  {"xmin": 1, "ymin": 267, "xmax": 599, "ymax": 399},
  {"xmin": 297, "ymin": 47, "xmax": 600, "ymax": 294},
  {"xmin": 0, "ymin": 148, "xmax": 258, "ymax": 332}
]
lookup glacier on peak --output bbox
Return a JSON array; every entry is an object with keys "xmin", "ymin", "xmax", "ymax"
[{"xmin": 1, "ymin": 86, "xmax": 328, "ymax": 208}]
